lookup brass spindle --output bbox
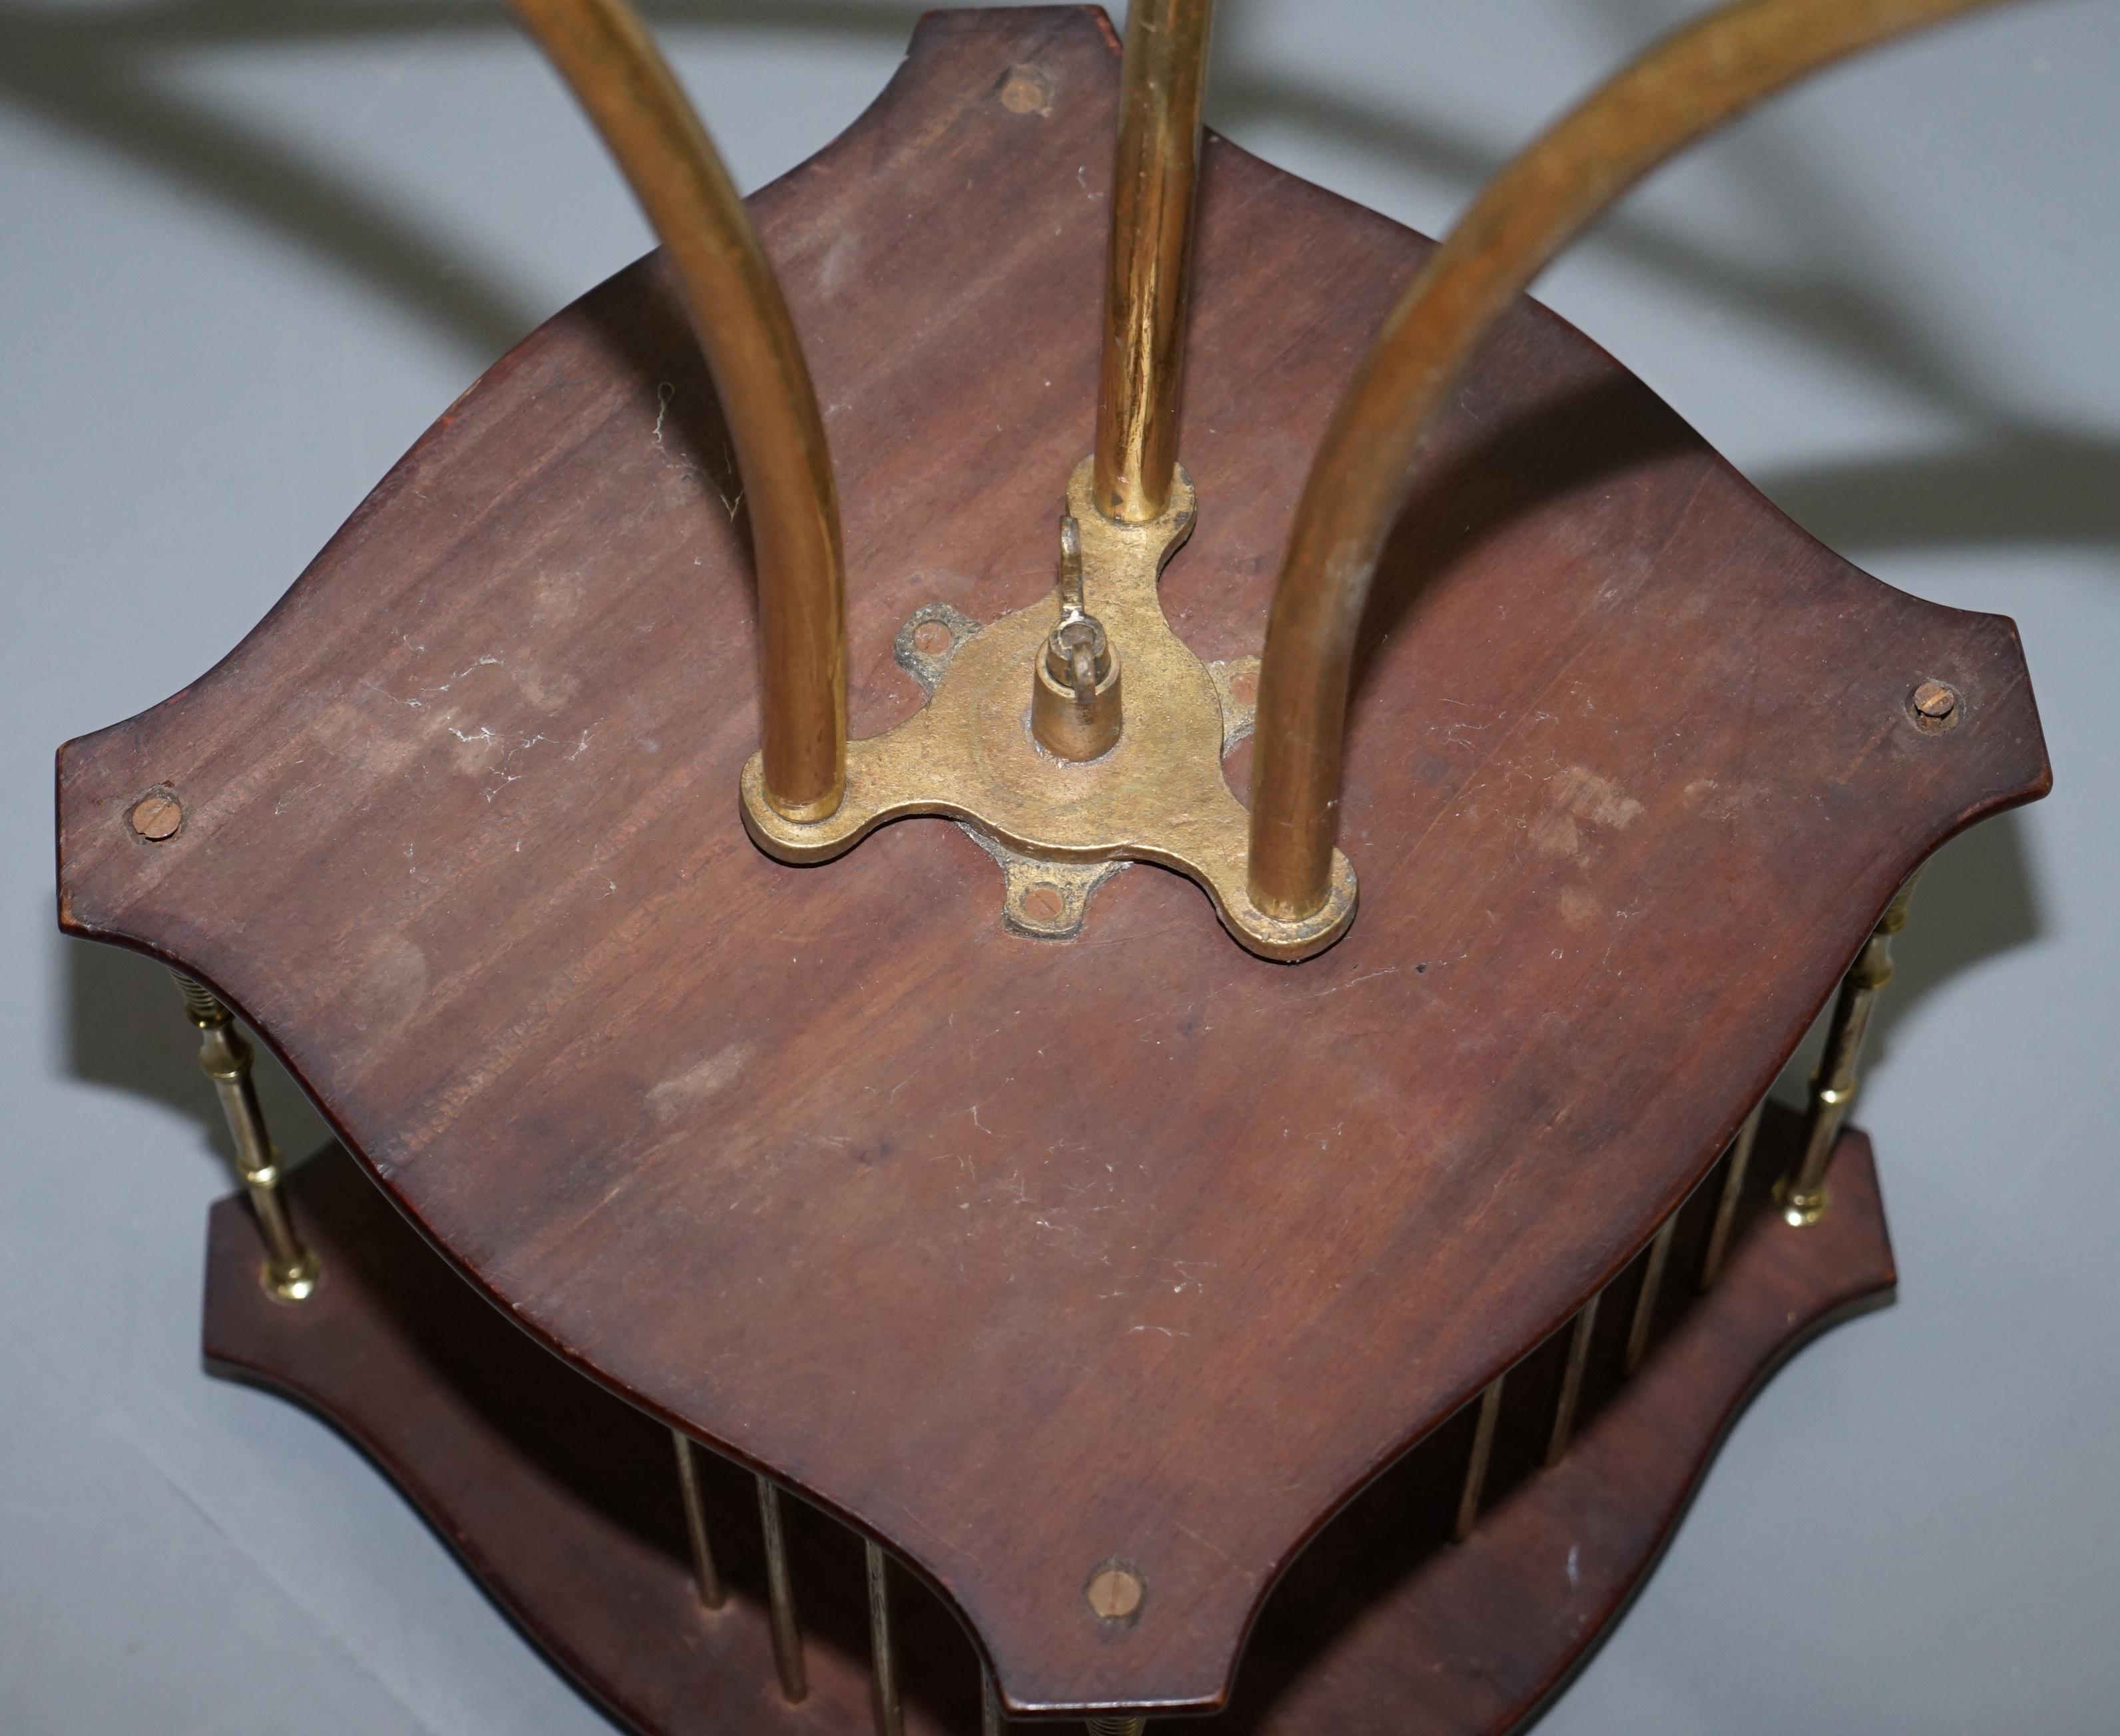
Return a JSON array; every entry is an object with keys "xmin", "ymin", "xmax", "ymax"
[
  {"xmin": 1697, "ymin": 1099, "xmax": 1766, "ymax": 1289},
  {"xmin": 982, "ymin": 1667, "xmax": 1005, "ymax": 1736},
  {"xmin": 1084, "ymin": 1719, "xmax": 1148, "ymax": 1736},
  {"xmin": 757, "ymin": 1475, "xmax": 807, "ymax": 1702},
  {"xmin": 672, "ymin": 1431, "xmax": 726, "ymax": 1610},
  {"xmin": 1777, "ymin": 873, "xmax": 1921, "ymax": 1225},
  {"xmin": 1092, "ymin": 0, "xmax": 1214, "ymax": 523},
  {"xmin": 1544, "ymin": 1294, "xmax": 1601, "ymax": 1468},
  {"xmin": 1451, "ymin": 1377, "xmax": 1506, "ymax": 1542},
  {"xmin": 1620, "ymin": 1216, "xmax": 1676, "ymax": 1377},
  {"xmin": 172, "ymin": 973, "xmax": 318, "ymax": 1301},
  {"xmin": 866, "ymin": 1540, "xmax": 903, "ymax": 1736}
]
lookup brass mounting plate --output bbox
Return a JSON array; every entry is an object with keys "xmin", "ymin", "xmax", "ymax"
[{"xmin": 742, "ymin": 459, "xmax": 1358, "ymax": 961}]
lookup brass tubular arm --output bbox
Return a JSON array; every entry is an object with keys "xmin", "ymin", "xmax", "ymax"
[
  {"xmin": 511, "ymin": 0, "xmax": 847, "ymax": 822},
  {"xmin": 1093, "ymin": 0, "xmax": 1214, "ymax": 523},
  {"xmin": 1247, "ymin": 0, "xmax": 2025, "ymax": 921}
]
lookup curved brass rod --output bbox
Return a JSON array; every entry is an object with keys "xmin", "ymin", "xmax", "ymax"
[
  {"xmin": 1246, "ymin": 0, "xmax": 2025, "ymax": 922},
  {"xmin": 1094, "ymin": 0, "xmax": 1215, "ymax": 524},
  {"xmin": 511, "ymin": 0, "xmax": 847, "ymax": 822}
]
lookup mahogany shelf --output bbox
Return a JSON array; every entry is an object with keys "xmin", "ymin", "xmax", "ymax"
[
  {"xmin": 63, "ymin": 5, "xmax": 2024, "ymax": 1711},
  {"xmin": 203, "ymin": 1105, "xmax": 1894, "ymax": 1735}
]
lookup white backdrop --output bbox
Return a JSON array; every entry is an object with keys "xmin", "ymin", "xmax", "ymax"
[{"xmin": 3, "ymin": 1, "xmax": 2116, "ymax": 1731}]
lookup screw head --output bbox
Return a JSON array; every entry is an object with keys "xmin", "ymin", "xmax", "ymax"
[
  {"xmin": 912, "ymin": 620, "xmax": 954, "ymax": 656},
  {"xmin": 1021, "ymin": 882, "xmax": 1067, "ymax": 925},
  {"xmin": 1085, "ymin": 1565, "xmax": 1144, "ymax": 1622},
  {"xmin": 130, "ymin": 791, "xmax": 183, "ymax": 841},
  {"xmin": 1908, "ymin": 680, "xmax": 1961, "ymax": 733},
  {"xmin": 1227, "ymin": 669, "xmax": 1259, "ymax": 706}
]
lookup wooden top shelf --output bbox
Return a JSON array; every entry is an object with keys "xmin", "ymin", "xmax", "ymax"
[{"xmin": 57, "ymin": 6, "xmax": 2046, "ymax": 1713}]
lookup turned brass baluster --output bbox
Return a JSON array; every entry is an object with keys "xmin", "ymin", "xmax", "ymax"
[
  {"xmin": 1698, "ymin": 1100, "xmax": 1766, "ymax": 1289},
  {"xmin": 509, "ymin": 0, "xmax": 846, "ymax": 823},
  {"xmin": 1778, "ymin": 873, "xmax": 1922, "ymax": 1225},
  {"xmin": 1094, "ymin": 0, "xmax": 1215, "ymax": 524},
  {"xmin": 172, "ymin": 974, "xmax": 317, "ymax": 1301},
  {"xmin": 1247, "ymin": 0, "xmax": 2027, "ymax": 923},
  {"xmin": 757, "ymin": 1475, "xmax": 807, "ymax": 1702},
  {"xmin": 1452, "ymin": 1377, "xmax": 1506, "ymax": 1542}
]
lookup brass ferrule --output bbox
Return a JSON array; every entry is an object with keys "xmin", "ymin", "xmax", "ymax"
[
  {"xmin": 195, "ymin": 1021, "xmax": 250, "ymax": 1083},
  {"xmin": 1032, "ymin": 634, "xmax": 1124, "ymax": 761},
  {"xmin": 1032, "ymin": 512, "xmax": 1126, "ymax": 760}
]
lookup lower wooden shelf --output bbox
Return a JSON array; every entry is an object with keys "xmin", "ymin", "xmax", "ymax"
[{"xmin": 202, "ymin": 1106, "xmax": 1894, "ymax": 1733}]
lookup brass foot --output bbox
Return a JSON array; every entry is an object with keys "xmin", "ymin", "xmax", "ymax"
[
  {"xmin": 1775, "ymin": 1175, "xmax": 1828, "ymax": 1228},
  {"xmin": 263, "ymin": 1248, "xmax": 320, "ymax": 1303}
]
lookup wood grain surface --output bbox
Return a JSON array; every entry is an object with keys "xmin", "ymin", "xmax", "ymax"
[
  {"xmin": 201, "ymin": 1111, "xmax": 1894, "ymax": 1733},
  {"xmin": 59, "ymin": 5, "xmax": 2044, "ymax": 1713},
  {"xmin": 206, "ymin": 1143, "xmax": 982, "ymax": 1736}
]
